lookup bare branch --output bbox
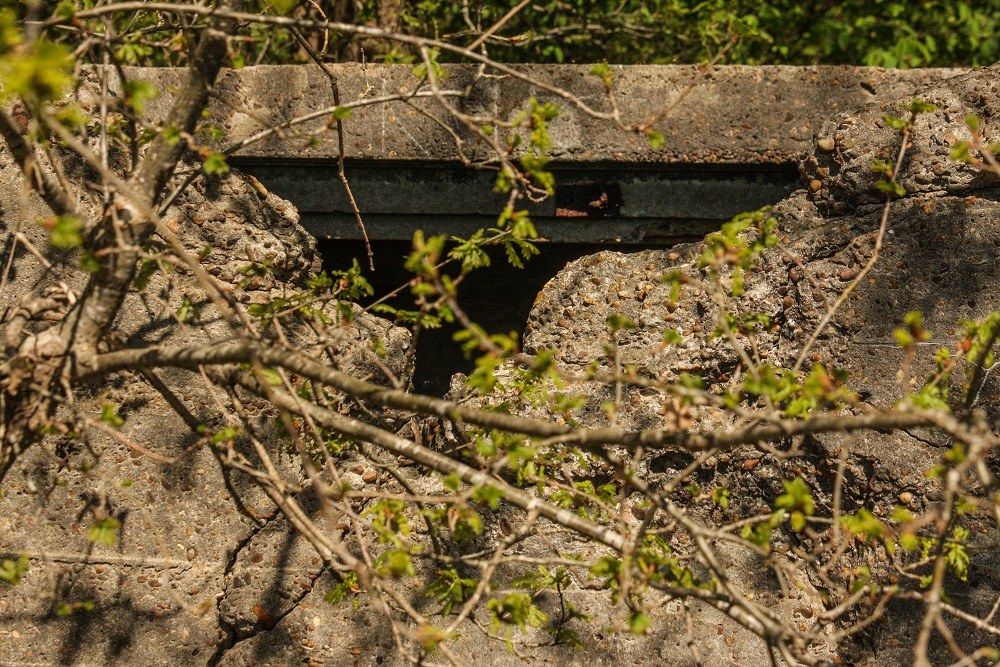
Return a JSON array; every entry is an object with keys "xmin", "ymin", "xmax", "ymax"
[
  {"xmin": 86, "ymin": 342, "xmax": 983, "ymax": 453},
  {"xmin": 0, "ymin": 108, "xmax": 78, "ymax": 216}
]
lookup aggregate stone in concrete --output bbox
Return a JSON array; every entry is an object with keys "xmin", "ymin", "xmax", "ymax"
[{"xmin": 802, "ymin": 65, "xmax": 1000, "ymax": 214}]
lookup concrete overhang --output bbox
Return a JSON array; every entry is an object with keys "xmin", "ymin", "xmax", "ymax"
[{"xmin": 122, "ymin": 64, "xmax": 966, "ymax": 243}]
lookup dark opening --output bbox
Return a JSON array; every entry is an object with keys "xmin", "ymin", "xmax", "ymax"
[
  {"xmin": 319, "ymin": 239, "xmax": 668, "ymax": 395},
  {"xmin": 554, "ymin": 182, "xmax": 624, "ymax": 218},
  {"xmin": 241, "ymin": 159, "xmax": 802, "ymax": 395}
]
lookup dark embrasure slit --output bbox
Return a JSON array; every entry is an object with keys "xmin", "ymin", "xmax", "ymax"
[
  {"xmin": 241, "ymin": 160, "xmax": 800, "ymax": 395},
  {"xmin": 319, "ymin": 240, "xmax": 665, "ymax": 395}
]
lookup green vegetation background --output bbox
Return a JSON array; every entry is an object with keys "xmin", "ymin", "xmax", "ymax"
[
  {"xmin": 374, "ymin": 0, "xmax": 1000, "ymax": 68},
  {"xmin": 10, "ymin": 1, "xmax": 999, "ymax": 69}
]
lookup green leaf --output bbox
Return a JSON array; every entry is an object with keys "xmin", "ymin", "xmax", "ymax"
[
  {"xmin": 415, "ymin": 623, "xmax": 451, "ymax": 652},
  {"xmin": 248, "ymin": 297, "xmax": 290, "ymax": 322},
  {"xmin": 662, "ymin": 270, "xmax": 685, "ymax": 303},
  {"xmin": 56, "ymin": 600, "xmax": 95, "ymax": 616},
  {"xmin": 893, "ymin": 328, "xmax": 914, "ymax": 349},
  {"xmin": 378, "ymin": 548, "xmax": 414, "ymax": 578},
  {"xmin": 79, "ymin": 251, "xmax": 99, "ymax": 273},
  {"xmin": 133, "ymin": 259, "xmax": 159, "ymax": 290},
  {"xmin": 629, "ymin": 611, "xmax": 652, "ymax": 635},
  {"xmin": 949, "ymin": 141, "xmax": 973, "ymax": 163},
  {"xmin": 589, "ymin": 62, "xmax": 613, "ymax": 87},
  {"xmin": 906, "ymin": 99, "xmax": 937, "ymax": 114},
  {"xmin": 365, "ymin": 499, "xmax": 411, "ymax": 543},
  {"xmin": 448, "ymin": 230, "xmax": 491, "ymax": 272},
  {"xmin": 325, "ymin": 572, "xmax": 361, "ymax": 607},
  {"xmin": 3, "ymin": 39, "xmax": 74, "ymax": 102},
  {"xmin": 87, "ymin": 518, "xmax": 121, "ymax": 546},
  {"xmin": 123, "ymin": 80, "xmax": 158, "ymax": 115},
  {"xmin": 487, "ymin": 593, "xmax": 548, "ymax": 631},
  {"xmin": 0, "ymin": 554, "xmax": 29, "ymax": 585},
  {"xmin": 882, "ymin": 115, "xmax": 909, "ymax": 130},
  {"xmin": 842, "ymin": 509, "xmax": 885, "ymax": 539},
  {"xmin": 256, "ymin": 367, "xmax": 283, "ymax": 387},
  {"xmin": 945, "ymin": 530, "xmax": 970, "ymax": 581},
  {"xmin": 424, "ymin": 566, "xmax": 479, "ymax": 615},
  {"xmin": 115, "ymin": 42, "xmax": 153, "ymax": 65},
  {"xmin": 519, "ymin": 153, "xmax": 555, "ymax": 194},
  {"xmin": 443, "ymin": 473, "xmax": 461, "ymax": 492},
  {"xmin": 904, "ymin": 310, "xmax": 926, "ymax": 330},
  {"xmin": 607, "ymin": 313, "xmax": 637, "ymax": 332},
  {"xmin": 493, "ymin": 166, "xmax": 515, "ymax": 193},
  {"xmin": 875, "ymin": 179, "xmax": 906, "ymax": 197},
  {"xmin": 330, "ymin": 106, "xmax": 352, "ymax": 121},
  {"xmin": 775, "ymin": 477, "xmax": 815, "ymax": 529},
  {"xmin": 162, "ymin": 126, "xmax": 182, "ymax": 146},
  {"xmin": 899, "ymin": 532, "xmax": 921, "ymax": 552},
  {"xmin": 48, "ymin": 215, "xmax": 83, "ymax": 249},
  {"xmin": 741, "ymin": 509, "xmax": 785, "ymax": 551},
  {"xmin": 471, "ymin": 484, "xmax": 504, "ymax": 510},
  {"xmin": 412, "ymin": 47, "xmax": 446, "ymax": 81},
  {"xmin": 52, "ymin": 103, "xmax": 87, "ymax": 129},
  {"xmin": 202, "ymin": 151, "xmax": 229, "ymax": 175},
  {"xmin": 870, "ymin": 159, "xmax": 894, "ymax": 174},
  {"xmin": 54, "ymin": 2, "xmax": 76, "ymax": 19},
  {"xmin": 176, "ymin": 296, "xmax": 198, "ymax": 323},
  {"xmin": 731, "ymin": 265, "xmax": 745, "ymax": 296},
  {"xmin": 405, "ymin": 231, "xmax": 447, "ymax": 276},
  {"xmin": 906, "ymin": 382, "xmax": 950, "ymax": 411},
  {"xmin": 0, "ymin": 9, "xmax": 21, "ymax": 56},
  {"xmin": 661, "ymin": 328, "xmax": 682, "ymax": 345},
  {"xmin": 678, "ymin": 373, "xmax": 705, "ymax": 390},
  {"xmin": 269, "ymin": 0, "xmax": 296, "ymax": 14},
  {"xmin": 100, "ymin": 402, "xmax": 124, "ymax": 428},
  {"xmin": 210, "ymin": 426, "xmax": 240, "ymax": 444},
  {"xmin": 646, "ymin": 130, "xmax": 665, "ymax": 149}
]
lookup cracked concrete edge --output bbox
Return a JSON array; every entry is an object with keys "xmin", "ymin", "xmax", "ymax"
[{"xmin": 104, "ymin": 64, "xmax": 969, "ymax": 165}]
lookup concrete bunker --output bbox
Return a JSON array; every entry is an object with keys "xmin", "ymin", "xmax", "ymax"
[
  {"xmin": 212, "ymin": 63, "xmax": 960, "ymax": 393},
  {"xmin": 5, "ymin": 63, "xmax": 999, "ymax": 667}
]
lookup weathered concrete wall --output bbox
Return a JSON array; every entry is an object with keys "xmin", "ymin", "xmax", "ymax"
[
  {"xmin": 516, "ymin": 64, "xmax": 1000, "ymax": 664},
  {"xmin": 181, "ymin": 64, "xmax": 962, "ymax": 164},
  {"xmin": 2, "ymin": 63, "xmax": 998, "ymax": 667}
]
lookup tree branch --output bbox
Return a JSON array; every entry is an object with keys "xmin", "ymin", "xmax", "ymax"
[
  {"xmin": 0, "ymin": 108, "xmax": 77, "ymax": 216},
  {"xmin": 243, "ymin": 372, "xmax": 628, "ymax": 552},
  {"xmin": 86, "ymin": 341, "xmax": 981, "ymax": 453},
  {"xmin": 56, "ymin": 1, "xmax": 243, "ymax": 359}
]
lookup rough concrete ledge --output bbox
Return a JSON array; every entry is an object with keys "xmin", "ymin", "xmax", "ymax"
[
  {"xmin": 120, "ymin": 64, "xmax": 966, "ymax": 165},
  {"xmin": 111, "ymin": 64, "xmax": 969, "ymax": 243}
]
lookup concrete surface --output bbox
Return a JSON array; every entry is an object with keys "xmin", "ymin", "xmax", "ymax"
[
  {"xmin": 119, "ymin": 64, "xmax": 968, "ymax": 243},
  {"xmin": 2, "ymin": 63, "xmax": 998, "ymax": 667}
]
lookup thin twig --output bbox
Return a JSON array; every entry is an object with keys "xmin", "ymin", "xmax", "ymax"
[
  {"xmin": 289, "ymin": 26, "xmax": 374, "ymax": 270},
  {"xmin": 794, "ymin": 123, "xmax": 913, "ymax": 372},
  {"xmin": 467, "ymin": 0, "xmax": 531, "ymax": 52}
]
